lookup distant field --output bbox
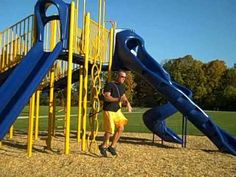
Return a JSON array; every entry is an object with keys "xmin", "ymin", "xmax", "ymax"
[{"xmin": 14, "ymin": 106, "xmax": 236, "ymax": 136}]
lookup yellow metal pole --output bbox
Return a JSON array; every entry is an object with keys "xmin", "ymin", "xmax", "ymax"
[
  {"xmin": 10, "ymin": 30, "xmax": 14, "ymax": 64},
  {"xmin": 9, "ymin": 126, "xmax": 13, "ymax": 139},
  {"xmin": 6, "ymin": 29, "xmax": 10, "ymax": 66},
  {"xmin": 0, "ymin": 32, "xmax": 2, "ymax": 71},
  {"xmin": 107, "ymin": 23, "xmax": 116, "ymax": 82},
  {"xmin": 82, "ymin": 0, "xmax": 86, "ymax": 52},
  {"xmin": 102, "ymin": 0, "xmax": 106, "ymax": 27},
  {"xmin": 65, "ymin": 1, "xmax": 75, "ymax": 155},
  {"xmin": 35, "ymin": 90, "xmax": 41, "ymax": 141},
  {"xmin": 13, "ymin": 31, "xmax": 17, "ymax": 64},
  {"xmin": 75, "ymin": 0, "xmax": 79, "ymax": 51},
  {"xmin": 26, "ymin": 18, "xmax": 30, "ymax": 52},
  {"xmin": 23, "ymin": 20, "xmax": 27, "ymax": 55},
  {"xmin": 50, "ymin": 20, "xmax": 57, "ymax": 50},
  {"xmin": 47, "ymin": 67, "xmax": 54, "ymax": 149},
  {"xmin": 77, "ymin": 65, "xmax": 83, "ymax": 143},
  {"xmin": 81, "ymin": 12, "xmax": 90, "ymax": 151},
  {"xmin": 52, "ymin": 94, "xmax": 56, "ymax": 136},
  {"xmin": 99, "ymin": 0, "xmax": 102, "ymax": 30},
  {"xmin": 32, "ymin": 15, "xmax": 37, "ymax": 46},
  {"xmin": 76, "ymin": 0, "xmax": 79, "ymax": 9},
  {"xmin": 96, "ymin": 0, "xmax": 102, "ymax": 63},
  {"xmin": 2, "ymin": 33, "xmax": 6, "ymax": 70},
  {"xmin": 17, "ymin": 31, "xmax": 21, "ymax": 62},
  {"xmin": 27, "ymin": 93, "xmax": 35, "ymax": 157},
  {"xmin": 47, "ymin": 20, "xmax": 57, "ymax": 149}
]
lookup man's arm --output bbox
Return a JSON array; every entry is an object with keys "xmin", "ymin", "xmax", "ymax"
[
  {"xmin": 103, "ymin": 91, "xmax": 120, "ymax": 102},
  {"xmin": 121, "ymin": 94, "xmax": 133, "ymax": 112}
]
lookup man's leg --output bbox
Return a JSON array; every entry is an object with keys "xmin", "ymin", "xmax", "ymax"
[
  {"xmin": 111, "ymin": 125, "xmax": 124, "ymax": 147},
  {"xmin": 99, "ymin": 111, "xmax": 113, "ymax": 157},
  {"xmin": 101, "ymin": 131, "xmax": 112, "ymax": 147},
  {"xmin": 107, "ymin": 125, "xmax": 124, "ymax": 156},
  {"xmin": 99, "ymin": 132, "xmax": 111, "ymax": 157}
]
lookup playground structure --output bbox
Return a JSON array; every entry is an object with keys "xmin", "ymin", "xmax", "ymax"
[
  {"xmin": 0, "ymin": 0, "xmax": 113, "ymax": 156},
  {"xmin": 0, "ymin": 0, "xmax": 236, "ymax": 157}
]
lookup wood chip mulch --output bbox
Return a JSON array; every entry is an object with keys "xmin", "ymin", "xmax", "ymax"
[{"xmin": 0, "ymin": 132, "xmax": 235, "ymax": 177}]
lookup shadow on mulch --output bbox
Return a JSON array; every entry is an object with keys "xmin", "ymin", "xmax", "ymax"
[
  {"xmin": 1, "ymin": 131, "xmax": 62, "ymax": 155},
  {"xmin": 94, "ymin": 135, "xmax": 177, "ymax": 149},
  {"xmin": 1, "ymin": 140, "xmax": 58, "ymax": 155},
  {"xmin": 2, "ymin": 130, "xmax": 178, "ymax": 154},
  {"xmin": 200, "ymin": 149, "xmax": 222, "ymax": 154}
]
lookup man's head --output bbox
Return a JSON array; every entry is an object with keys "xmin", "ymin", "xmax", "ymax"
[{"xmin": 117, "ymin": 70, "xmax": 126, "ymax": 84}]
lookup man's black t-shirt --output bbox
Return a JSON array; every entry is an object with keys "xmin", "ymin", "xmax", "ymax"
[{"xmin": 103, "ymin": 82, "xmax": 125, "ymax": 112}]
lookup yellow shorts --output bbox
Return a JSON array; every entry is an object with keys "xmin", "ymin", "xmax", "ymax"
[{"xmin": 103, "ymin": 109, "xmax": 128, "ymax": 134}]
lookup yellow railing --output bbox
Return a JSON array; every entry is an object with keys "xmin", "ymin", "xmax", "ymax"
[
  {"xmin": 0, "ymin": 15, "xmax": 34, "ymax": 72},
  {"xmin": 0, "ymin": 15, "xmax": 111, "ymax": 80},
  {"xmin": 74, "ymin": 20, "xmax": 110, "ymax": 64}
]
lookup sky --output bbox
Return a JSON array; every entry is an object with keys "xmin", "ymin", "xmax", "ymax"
[{"xmin": 0, "ymin": 0, "xmax": 235, "ymax": 67}]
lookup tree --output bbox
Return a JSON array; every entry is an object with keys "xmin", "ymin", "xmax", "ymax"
[
  {"xmin": 132, "ymin": 74, "xmax": 166, "ymax": 107},
  {"xmin": 221, "ymin": 68, "xmax": 236, "ymax": 110},
  {"xmin": 223, "ymin": 68, "xmax": 236, "ymax": 87},
  {"xmin": 202, "ymin": 60, "xmax": 227, "ymax": 109},
  {"xmin": 164, "ymin": 55, "xmax": 207, "ymax": 105},
  {"xmin": 124, "ymin": 71, "xmax": 137, "ymax": 104}
]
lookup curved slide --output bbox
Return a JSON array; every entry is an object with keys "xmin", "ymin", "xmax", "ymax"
[
  {"xmin": 113, "ymin": 29, "xmax": 236, "ymax": 155},
  {"xmin": 0, "ymin": 41, "xmax": 63, "ymax": 139},
  {"xmin": 143, "ymin": 82, "xmax": 192, "ymax": 144}
]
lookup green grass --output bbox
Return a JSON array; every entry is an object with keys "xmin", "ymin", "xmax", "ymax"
[{"xmin": 14, "ymin": 106, "xmax": 236, "ymax": 136}]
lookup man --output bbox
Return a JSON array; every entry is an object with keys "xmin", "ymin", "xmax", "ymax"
[{"xmin": 99, "ymin": 70, "xmax": 132, "ymax": 157}]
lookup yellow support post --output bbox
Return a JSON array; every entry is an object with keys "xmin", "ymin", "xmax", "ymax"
[
  {"xmin": 6, "ymin": 29, "xmax": 10, "ymax": 66},
  {"xmin": 0, "ymin": 32, "xmax": 2, "ymax": 72},
  {"xmin": 52, "ymin": 94, "xmax": 56, "ymax": 136},
  {"xmin": 102, "ymin": 0, "xmax": 106, "ymax": 27},
  {"xmin": 64, "ymin": 1, "xmax": 75, "ymax": 155},
  {"xmin": 77, "ymin": 65, "xmax": 83, "ymax": 143},
  {"xmin": 2, "ymin": 33, "xmax": 6, "ymax": 70},
  {"xmin": 13, "ymin": 32, "xmax": 17, "ymax": 64},
  {"xmin": 32, "ymin": 15, "xmax": 37, "ymax": 47},
  {"xmin": 81, "ymin": 12, "xmax": 90, "ymax": 151},
  {"xmin": 26, "ymin": 18, "xmax": 31, "ymax": 53},
  {"xmin": 10, "ymin": 29, "xmax": 14, "ymax": 65},
  {"xmin": 97, "ymin": 0, "xmax": 102, "ymax": 60},
  {"xmin": 34, "ymin": 90, "xmax": 41, "ymax": 141},
  {"xmin": 47, "ymin": 20, "xmax": 57, "ymax": 149},
  {"xmin": 27, "ymin": 93, "xmax": 35, "ymax": 157},
  {"xmin": 82, "ymin": 0, "xmax": 86, "ymax": 52},
  {"xmin": 9, "ymin": 125, "xmax": 13, "ymax": 139},
  {"xmin": 76, "ymin": 0, "xmax": 79, "ymax": 9},
  {"xmin": 108, "ymin": 22, "xmax": 116, "ymax": 82},
  {"xmin": 47, "ymin": 67, "xmax": 54, "ymax": 149},
  {"xmin": 17, "ymin": 33, "xmax": 21, "ymax": 62}
]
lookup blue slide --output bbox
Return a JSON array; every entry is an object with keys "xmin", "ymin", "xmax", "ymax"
[
  {"xmin": 0, "ymin": 42, "xmax": 63, "ymax": 139},
  {"xmin": 0, "ymin": 0, "xmax": 70, "ymax": 140},
  {"xmin": 113, "ymin": 30, "xmax": 236, "ymax": 156}
]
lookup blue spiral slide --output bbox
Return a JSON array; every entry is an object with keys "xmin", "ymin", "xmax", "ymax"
[
  {"xmin": 112, "ymin": 29, "xmax": 236, "ymax": 156},
  {"xmin": 0, "ymin": 0, "xmax": 70, "ymax": 140}
]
